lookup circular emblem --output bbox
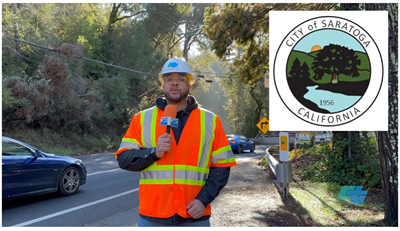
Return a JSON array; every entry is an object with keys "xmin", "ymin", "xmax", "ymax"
[{"xmin": 273, "ymin": 16, "xmax": 383, "ymax": 126}]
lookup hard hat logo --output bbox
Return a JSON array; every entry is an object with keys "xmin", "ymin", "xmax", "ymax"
[
  {"xmin": 167, "ymin": 62, "xmax": 179, "ymax": 68},
  {"xmin": 160, "ymin": 57, "xmax": 196, "ymax": 86}
]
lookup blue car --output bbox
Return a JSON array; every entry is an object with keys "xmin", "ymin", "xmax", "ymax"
[
  {"xmin": 227, "ymin": 134, "xmax": 255, "ymax": 154},
  {"xmin": 2, "ymin": 136, "xmax": 87, "ymax": 201}
]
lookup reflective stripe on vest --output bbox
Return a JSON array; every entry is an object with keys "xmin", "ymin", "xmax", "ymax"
[
  {"xmin": 211, "ymin": 145, "xmax": 234, "ymax": 165},
  {"xmin": 140, "ymin": 169, "xmax": 208, "ymax": 186},
  {"xmin": 139, "ymin": 108, "xmax": 215, "ymax": 186},
  {"xmin": 140, "ymin": 163, "xmax": 174, "ymax": 185},
  {"xmin": 140, "ymin": 170, "xmax": 174, "ymax": 185},
  {"xmin": 117, "ymin": 138, "xmax": 141, "ymax": 152},
  {"xmin": 198, "ymin": 109, "xmax": 215, "ymax": 168},
  {"xmin": 175, "ymin": 165, "xmax": 209, "ymax": 186},
  {"xmin": 141, "ymin": 106, "xmax": 158, "ymax": 148}
]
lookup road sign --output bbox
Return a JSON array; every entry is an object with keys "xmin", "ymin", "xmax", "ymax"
[
  {"xmin": 297, "ymin": 132, "xmax": 311, "ymax": 144},
  {"xmin": 279, "ymin": 132, "xmax": 289, "ymax": 161},
  {"xmin": 256, "ymin": 117, "xmax": 269, "ymax": 134},
  {"xmin": 279, "ymin": 131, "xmax": 289, "ymax": 198}
]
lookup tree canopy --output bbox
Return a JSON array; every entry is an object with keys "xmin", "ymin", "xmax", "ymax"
[
  {"xmin": 312, "ymin": 44, "xmax": 361, "ymax": 83},
  {"xmin": 203, "ymin": 3, "xmax": 335, "ymax": 85}
]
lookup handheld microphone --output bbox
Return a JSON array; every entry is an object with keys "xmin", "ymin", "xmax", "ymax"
[{"xmin": 162, "ymin": 105, "xmax": 178, "ymax": 134}]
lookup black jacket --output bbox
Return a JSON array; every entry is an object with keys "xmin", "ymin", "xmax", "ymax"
[{"xmin": 117, "ymin": 95, "xmax": 231, "ymax": 225}]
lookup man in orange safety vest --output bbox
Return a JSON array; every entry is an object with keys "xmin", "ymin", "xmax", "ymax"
[{"xmin": 115, "ymin": 57, "xmax": 236, "ymax": 227}]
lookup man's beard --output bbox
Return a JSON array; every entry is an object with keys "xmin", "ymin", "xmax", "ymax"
[{"xmin": 164, "ymin": 88, "xmax": 189, "ymax": 103}]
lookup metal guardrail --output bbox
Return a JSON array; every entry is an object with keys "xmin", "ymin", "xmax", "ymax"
[
  {"xmin": 250, "ymin": 136, "xmax": 296, "ymax": 145},
  {"xmin": 265, "ymin": 147, "xmax": 293, "ymax": 191},
  {"xmin": 265, "ymin": 147, "xmax": 279, "ymax": 175}
]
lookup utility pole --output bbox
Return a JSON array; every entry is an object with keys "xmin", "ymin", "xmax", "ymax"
[{"xmin": 13, "ymin": 3, "xmax": 22, "ymax": 73}]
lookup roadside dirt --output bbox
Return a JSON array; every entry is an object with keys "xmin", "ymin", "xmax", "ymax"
[
  {"xmin": 210, "ymin": 152, "xmax": 318, "ymax": 227},
  {"xmin": 210, "ymin": 149, "xmax": 385, "ymax": 227}
]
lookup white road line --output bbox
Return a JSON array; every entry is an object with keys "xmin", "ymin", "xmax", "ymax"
[
  {"xmin": 11, "ymin": 188, "xmax": 139, "ymax": 227},
  {"xmin": 87, "ymin": 168, "xmax": 121, "ymax": 176}
]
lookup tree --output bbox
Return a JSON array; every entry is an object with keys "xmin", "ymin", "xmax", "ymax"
[
  {"xmin": 311, "ymin": 44, "xmax": 361, "ymax": 83},
  {"xmin": 176, "ymin": 3, "xmax": 211, "ymax": 60},
  {"xmin": 300, "ymin": 61, "xmax": 311, "ymax": 78},
  {"xmin": 106, "ymin": 3, "xmax": 144, "ymax": 34},
  {"xmin": 203, "ymin": 3, "xmax": 335, "ymax": 71},
  {"xmin": 203, "ymin": 3, "xmax": 334, "ymax": 131},
  {"xmin": 140, "ymin": 3, "xmax": 211, "ymax": 60},
  {"xmin": 12, "ymin": 3, "xmax": 22, "ymax": 72},
  {"xmin": 100, "ymin": 3, "xmax": 144, "ymax": 64},
  {"xmin": 213, "ymin": 45, "xmax": 268, "ymax": 137},
  {"xmin": 289, "ymin": 57, "xmax": 302, "ymax": 78},
  {"xmin": 141, "ymin": 3, "xmax": 184, "ymax": 53},
  {"xmin": 366, "ymin": 3, "xmax": 398, "ymax": 226},
  {"xmin": 1, "ymin": 3, "xmax": 168, "ymax": 138},
  {"xmin": 218, "ymin": 65, "xmax": 268, "ymax": 137},
  {"xmin": 334, "ymin": 3, "xmax": 398, "ymax": 225},
  {"xmin": 2, "ymin": 3, "xmax": 60, "ymax": 77}
]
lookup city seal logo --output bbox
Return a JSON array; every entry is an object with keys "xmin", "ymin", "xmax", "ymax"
[{"xmin": 271, "ymin": 12, "xmax": 386, "ymax": 129}]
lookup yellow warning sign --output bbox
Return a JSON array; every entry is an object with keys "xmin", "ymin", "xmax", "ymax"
[{"xmin": 256, "ymin": 117, "xmax": 269, "ymax": 134}]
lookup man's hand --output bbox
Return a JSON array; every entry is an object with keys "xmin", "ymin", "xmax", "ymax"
[
  {"xmin": 156, "ymin": 133, "xmax": 172, "ymax": 158},
  {"xmin": 186, "ymin": 199, "xmax": 205, "ymax": 219}
]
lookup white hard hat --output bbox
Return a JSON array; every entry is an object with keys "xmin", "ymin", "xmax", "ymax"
[{"xmin": 159, "ymin": 57, "xmax": 196, "ymax": 85}]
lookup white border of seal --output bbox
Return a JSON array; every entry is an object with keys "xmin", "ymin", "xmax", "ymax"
[{"xmin": 273, "ymin": 16, "xmax": 384, "ymax": 127}]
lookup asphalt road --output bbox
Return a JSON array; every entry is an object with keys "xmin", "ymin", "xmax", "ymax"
[{"xmin": 2, "ymin": 145, "xmax": 268, "ymax": 227}]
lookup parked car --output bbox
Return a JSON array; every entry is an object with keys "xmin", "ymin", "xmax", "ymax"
[
  {"xmin": 2, "ymin": 136, "xmax": 87, "ymax": 201},
  {"xmin": 226, "ymin": 134, "xmax": 255, "ymax": 154}
]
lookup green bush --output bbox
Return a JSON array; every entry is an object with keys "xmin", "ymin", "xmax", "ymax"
[
  {"xmin": 258, "ymin": 156, "xmax": 268, "ymax": 167},
  {"xmin": 298, "ymin": 142, "xmax": 381, "ymax": 189},
  {"xmin": 3, "ymin": 129, "xmax": 119, "ymax": 156},
  {"xmin": 2, "ymin": 78, "xmax": 21, "ymax": 110},
  {"xmin": 307, "ymin": 144, "xmax": 324, "ymax": 155}
]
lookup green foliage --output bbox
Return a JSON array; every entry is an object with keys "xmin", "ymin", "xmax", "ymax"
[
  {"xmin": 290, "ymin": 181, "xmax": 384, "ymax": 226},
  {"xmin": 288, "ymin": 145, "xmax": 310, "ymax": 160},
  {"xmin": 2, "ymin": 78, "xmax": 23, "ymax": 128},
  {"xmin": 334, "ymin": 4, "xmax": 363, "ymax": 11},
  {"xmin": 2, "ymin": 78, "xmax": 21, "ymax": 110},
  {"xmin": 2, "ymin": 3, "xmax": 200, "ymax": 154},
  {"xmin": 94, "ymin": 75, "xmax": 130, "ymax": 122},
  {"xmin": 203, "ymin": 3, "xmax": 335, "ymax": 83},
  {"xmin": 2, "ymin": 3, "xmax": 62, "ymax": 76},
  {"xmin": 258, "ymin": 156, "xmax": 268, "ymax": 167},
  {"xmin": 202, "ymin": 4, "xmax": 334, "ymax": 138},
  {"xmin": 298, "ymin": 141, "xmax": 381, "ymax": 189},
  {"xmin": 312, "ymin": 44, "xmax": 361, "ymax": 81},
  {"xmin": 2, "ymin": 129, "xmax": 116, "ymax": 156},
  {"xmin": 217, "ymin": 62, "xmax": 268, "ymax": 137},
  {"xmin": 307, "ymin": 144, "xmax": 324, "ymax": 155},
  {"xmin": 141, "ymin": 3, "xmax": 211, "ymax": 59}
]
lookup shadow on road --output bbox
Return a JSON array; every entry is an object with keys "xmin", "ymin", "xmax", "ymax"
[{"xmin": 250, "ymin": 168, "xmax": 322, "ymax": 226}]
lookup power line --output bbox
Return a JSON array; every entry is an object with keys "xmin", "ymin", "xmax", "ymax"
[
  {"xmin": 150, "ymin": 5, "xmax": 180, "ymax": 26},
  {"xmin": 3, "ymin": 35, "xmax": 215, "ymax": 87},
  {"xmin": 3, "ymin": 35, "xmax": 158, "ymax": 77}
]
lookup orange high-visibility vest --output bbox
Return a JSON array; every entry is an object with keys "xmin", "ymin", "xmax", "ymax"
[{"xmin": 115, "ymin": 107, "xmax": 236, "ymax": 218}]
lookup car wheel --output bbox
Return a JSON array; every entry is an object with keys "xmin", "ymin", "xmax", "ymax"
[
  {"xmin": 58, "ymin": 166, "xmax": 81, "ymax": 196},
  {"xmin": 237, "ymin": 145, "xmax": 242, "ymax": 154},
  {"xmin": 250, "ymin": 144, "xmax": 255, "ymax": 152}
]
